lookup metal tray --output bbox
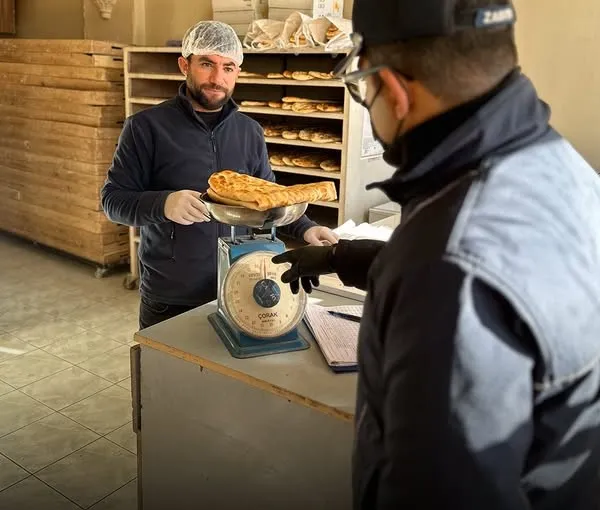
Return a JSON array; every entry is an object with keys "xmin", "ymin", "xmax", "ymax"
[{"xmin": 200, "ymin": 193, "xmax": 308, "ymax": 229}]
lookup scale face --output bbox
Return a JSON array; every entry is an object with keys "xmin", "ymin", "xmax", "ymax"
[
  {"xmin": 223, "ymin": 250, "xmax": 307, "ymax": 339},
  {"xmin": 209, "ymin": 232, "xmax": 310, "ymax": 359}
]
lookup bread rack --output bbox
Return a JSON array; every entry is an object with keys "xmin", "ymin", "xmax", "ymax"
[{"xmin": 121, "ymin": 45, "xmax": 393, "ymax": 290}]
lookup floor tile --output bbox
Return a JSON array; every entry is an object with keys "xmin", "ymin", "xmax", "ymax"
[
  {"xmin": 0, "ymin": 476, "xmax": 79, "ymax": 510},
  {"xmin": 106, "ymin": 423, "xmax": 136, "ymax": 454},
  {"xmin": 37, "ymin": 438, "xmax": 137, "ymax": 509},
  {"xmin": 90, "ymin": 479, "xmax": 137, "ymax": 510},
  {"xmin": 0, "ymin": 332, "xmax": 37, "ymax": 363},
  {"xmin": 78, "ymin": 346, "xmax": 132, "ymax": 384},
  {"xmin": 43, "ymin": 331, "xmax": 122, "ymax": 364},
  {"xmin": 0, "ymin": 306, "xmax": 54, "ymax": 333},
  {"xmin": 12, "ymin": 316, "xmax": 87, "ymax": 349},
  {"xmin": 93, "ymin": 314, "xmax": 140, "ymax": 345},
  {"xmin": 21, "ymin": 366, "xmax": 113, "ymax": 411},
  {"xmin": 0, "ymin": 453, "xmax": 29, "ymax": 491},
  {"xmin": 117, "ymin": 378, "xmax": 131, "ymax": 391},
  {"xmin": 61, "ymin": 386, "xmax": 132, "ymax": 435},
  {"xmin": 33, "ymin": 293, "xmax": 98, "ymax": 319},
  {"xmin": 0, "ymin": 350, "xmax": 72, "ymax": 388},
  {"xmin": 0, "ymin": 391, "xmax": 53, "ymax": 438},
  {"xmin": 63, "ymin": 303, "xmax": 130, "ymax": 331},
  {"xmin": 0, "ymin": 413, "xmax": 99, "ymax": 473},
  {"xmin": 0, "ymin": 380, "xmax": 14, "ymax": 397}
]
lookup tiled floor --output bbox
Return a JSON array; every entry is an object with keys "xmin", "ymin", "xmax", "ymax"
[{"xmin": 0, "ymin": 233, "xmax": 140, "ymax": 509}]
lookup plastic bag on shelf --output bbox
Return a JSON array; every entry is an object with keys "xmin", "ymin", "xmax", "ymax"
[
  {"xmin": 277, "ymin": 11, "xmax": 317, "ymax": 49},
  {"xmin": 243, "ymin": 19, "xmax": 285, "ymax": 50},
  {"xmin": 308, "ymin": 16, "xmax": 353, "ymax": 51}
]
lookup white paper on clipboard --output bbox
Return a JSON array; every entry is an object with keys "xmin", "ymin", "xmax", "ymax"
[{"xmin": 304, "ymin": 304, "xmax": 363, "ymax": 368}]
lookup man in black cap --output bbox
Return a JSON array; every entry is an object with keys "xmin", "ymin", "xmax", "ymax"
[{"xmin": 273, "ymin": 1, "xmax": 600, "ymax": 508}]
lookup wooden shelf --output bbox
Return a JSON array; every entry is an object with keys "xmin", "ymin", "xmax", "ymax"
[
  {"xmin": 123, "ymin": 46, "xmax": 398, "ymax": 288},
  {"xmin": 124, "ymin": 46, "xmax": 349, "ymax": 55},
  {"xmin": 237, "ymin": 78, "xmax": 343, "ymax": 88},
  {"xmin": 271, "ymin": 165, "xmax": 341, "ymax": 179},
  {"xmin": 130, "ymin": 72, "xmax": 182, "ymax": 81},
  {"xmin": 265, "ymin": 137, "xmax": 343, "ymax": 150},
  {"xmin": 240, "ymin": 106, "xmax": 343, "ymax": 120},
  {"xmin": 129, "ymin": 73, "xmax": 343, "ymax": 88},
  {"xmin": 129, "ymin": 96, "xmax": 165, "ymax": 105}
]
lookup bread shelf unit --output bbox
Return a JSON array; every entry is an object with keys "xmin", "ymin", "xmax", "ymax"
[{"xmin": 123, "ymin": 46, "xmax": 392, "ymax": 288}]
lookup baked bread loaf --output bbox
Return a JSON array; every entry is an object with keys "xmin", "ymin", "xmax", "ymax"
[
  {"xmin": 316, "ymin": 103, "xmax": 343, "ymax": 112},
  {"xmin": 283, "ymin": 70, "xmax": 293, "ymax": 79},
  {"xmin": 311, "ymin": 132, "xmax": 342, "ymax": 144},
  {"xmin": 282, "ymin": 130, "xmax": 300, "ymax": 140},
  {"xmin": 267, "ymin": 73, "xmax": 285, "ymax": 79},
  {"xmin": 292, "ymin": 155, "xmax": 322, "ymax": 169},
  {"xmin": 282, "ymin": 155, "xmax": 297, "ymax": 166},
  {"xmin": 241, "ymin": 100, "xmax": 268, "ymax": 107},
  {"xmin": 299, "ymin": 128, "xmax": 318, "ymax": 141},
  {"xmin": 239, "ymin": 71, "xmax": 264, "ymax": 78},
  {"xmin": 282, "ymin": 97, "xmax": 322, "ymax": 103},
  {"xmin": 268, "ymin": 101, "xmax": 283, "ymax": 109},
  {"xmin": 269, "ymin": 154, "xmax": 285, "ymax": 166},
  {"xmin": 281, "ymin": 103, "xmax": 293, "ymax": 110},
  {"xmin": 264, "ymin": 125, "xmax": 284, "ymax": 137},
  {"xmin": 207, "ymin": 170, "xmax": 337, "ymax": 211},
  {"xmin": 292, "ymin": 103, "xmax": 318, "ymax": 113},
  {"xmin": 308, "ymin": 71, "xmax": 333, "ymax": 80},
  {"xmin": 320, "ymin": 159, "xmax": 341, "ymax": 172},
  {"xmin": 291, "ymin": 71, "xmax": 314, "ymax": 81}
]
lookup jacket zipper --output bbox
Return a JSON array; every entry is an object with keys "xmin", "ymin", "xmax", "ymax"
[
  {"xmin": 170, "ymin": 224, "xmax": 175, "ymax": 260},
  {"xmin": 210, "ymin": 131, "xmax": 220, "ymax": 170}
]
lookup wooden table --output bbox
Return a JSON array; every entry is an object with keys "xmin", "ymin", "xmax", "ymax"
[{"xmin": 132, "ymin": 289, "xmax": 361, "ymax": 510}]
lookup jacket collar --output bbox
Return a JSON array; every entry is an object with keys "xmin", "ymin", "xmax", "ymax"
[
  {"xmin": 175, "ymin": 82, "xmax": 239, "ymax": 129},
  {"xmin": 368, "ymin": 69, "xmax": 554, "ymax": 205}
]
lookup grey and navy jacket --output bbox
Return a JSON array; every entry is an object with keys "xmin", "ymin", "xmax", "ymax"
[
  {"xmin": 334, "ymin": 70, "xmax": 600, "ymax": 509},
  {"xmin": 102, "ymin": 84, "xmax": 315, "ymax": 306}
]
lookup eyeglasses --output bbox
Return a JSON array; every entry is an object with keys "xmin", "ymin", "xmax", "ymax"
[{"xmin": 333, "ymin": 32, "xmax": 385, "ymax": 107}]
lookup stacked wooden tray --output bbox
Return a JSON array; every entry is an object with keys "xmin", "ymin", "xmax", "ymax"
[{"xmin": 0, "ymin": 39, "xmax": 128, "ymax": 267}]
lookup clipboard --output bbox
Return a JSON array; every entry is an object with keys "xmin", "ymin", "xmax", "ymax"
[{"xmin": 303, "ymin": 304, "xmax": 362, "ymax": 373}]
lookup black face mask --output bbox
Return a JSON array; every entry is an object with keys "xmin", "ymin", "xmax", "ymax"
[{"xmin": 365, "ymin": 83, "xmax": 407, "ymax": 166}]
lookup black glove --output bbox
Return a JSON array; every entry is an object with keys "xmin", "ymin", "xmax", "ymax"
[{"xmin": 271, "ymin": 245, "xmax": 336, "ymax": 294}]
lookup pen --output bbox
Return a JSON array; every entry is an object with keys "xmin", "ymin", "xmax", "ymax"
[{"xmin": 328, "ymin": 311, "xmax": 362, "ymax": 323}]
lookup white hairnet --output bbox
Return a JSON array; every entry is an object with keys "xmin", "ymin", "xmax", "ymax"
[{"xmin": 181, "ymin": 21, "xmax": 244, "ymax": 67}]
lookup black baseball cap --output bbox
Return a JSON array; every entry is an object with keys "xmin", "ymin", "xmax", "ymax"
[{"xmin": 352, "ymin": 0, "xmax": 516, "ymax": 48}]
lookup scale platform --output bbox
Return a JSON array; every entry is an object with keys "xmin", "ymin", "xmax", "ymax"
[{"xmin": 208, "ymin": 312, "xmax": 309, "ymax": 359}]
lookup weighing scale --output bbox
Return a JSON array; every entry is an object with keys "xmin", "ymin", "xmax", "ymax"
[{"xmin": 200, "ymin": 194, "xmax": 311, "ymax": 359}]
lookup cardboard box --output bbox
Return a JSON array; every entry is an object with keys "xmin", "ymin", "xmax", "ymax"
[
  {"xmin": 212, "ymin": 0, "xmax": 268, "ymax": 35},
  {"xmin": 268, "ymin": 0, "xmax": 344, "ymax": 20}
]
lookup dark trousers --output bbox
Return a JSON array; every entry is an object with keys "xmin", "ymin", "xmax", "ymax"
[{"xmin": 139, "ymin": 296, "xmax": 196, "ymax": 330}]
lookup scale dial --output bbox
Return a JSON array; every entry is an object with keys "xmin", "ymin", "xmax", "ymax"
[{"xmin": 222, "ymin": 250, "xmax": 306, "ymax": 339}]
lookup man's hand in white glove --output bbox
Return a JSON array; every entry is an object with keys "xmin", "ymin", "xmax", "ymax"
[{"xmin": 164, "ymin": 190, "xmax": 210, "ymax": 225}]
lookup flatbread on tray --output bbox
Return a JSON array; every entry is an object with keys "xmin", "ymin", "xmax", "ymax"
[{"xmin": 208, "ymin": 170, "xmax": 337, "ymax": 211}]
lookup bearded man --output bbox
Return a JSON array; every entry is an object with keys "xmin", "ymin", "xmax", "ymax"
[{"xmin": 102, "ymin": 20, "xmax": 336, "ymax": 329}]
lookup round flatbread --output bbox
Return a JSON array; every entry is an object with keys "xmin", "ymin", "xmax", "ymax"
[
  {"xmin": 241, "ymin": 100, "xmax": 268, "ymax": 107},
  {"xmin": 316, "ymin": 103, "xmax": 343, "ymax": 112},
  {"xmin": 282, "ymin": 97, "xmax": 322, "ymax": 103},
  {"xmin": 320, "ymin": 159, "xmax": 341, "ymax": 172},
  {"xmin": 291, "ymin": 71, "xmax": 314, "ymax": 81},
  {"xmin": 269, "ymin": 154, "xmax": 285, "ymax": 166},
  {"xmin": 282, "ymin": 130, "xmax": 300, "ymax": 140}
]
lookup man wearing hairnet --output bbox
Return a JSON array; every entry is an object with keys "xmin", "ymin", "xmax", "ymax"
[{"xmin": 102, "ymin": 21, "xmax": 337, "ymax": 329}]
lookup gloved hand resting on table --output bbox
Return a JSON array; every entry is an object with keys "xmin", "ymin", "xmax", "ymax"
[{"xmin": 272, "ymin": 239, "xmax": 387, "ymax": 294}]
